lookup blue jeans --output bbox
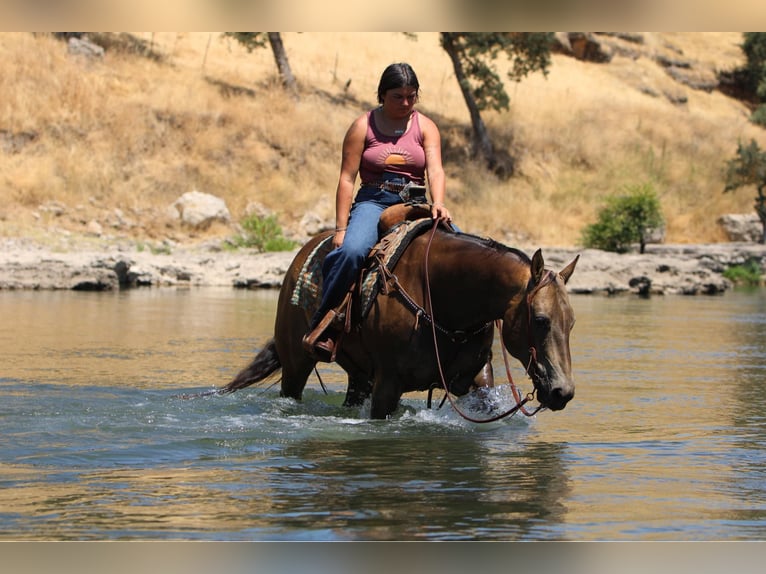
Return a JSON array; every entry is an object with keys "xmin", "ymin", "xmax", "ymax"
[{"xmin": 311, "ymin": 185, "xmax": 404, "ymax": 328}]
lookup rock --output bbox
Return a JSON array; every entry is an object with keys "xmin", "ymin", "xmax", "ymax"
[
  {"xmin": 299, "ymin": 211, "xmax": 332, "ymax": 237},
  {"xmin": 602, "ymin": 32, "xmax": 645, "ymax": 45},
  {"xmin": 664, "ymin": 66, "xmax": 718, "ymax": 92},
  {"xmin": 717, "ymin": 213, "xmax": 762, "ymax": 242},
  {"xmin": 552, "ymin": 32, "xmax": 574, "ymax": 55},
  {"xmin": 566, "ymin": 33, "xmax": 613, "ymax": 63},
  {"xmin": 67, "ymin": 36, "xmax": 105, "ymax": 59},
  {"xmin": 170, "ymin": 191, "xmax": 231, "ymax": 230},
  {"xmin": 655, "ymin": 54, "xmax": 692, "ymax": 69},
  {"xmin": 85, "ymin": 220, "xmax": 103, "ymax": 236},
  {"xmin": 39, "ymin": 200, "xmax": 67, "ymax": 217},
  {"xmin": 244, "ymin": 201, "xmax": 273, "ymax": 219},
  {"xmin": 643, "ymin": 225, "xmax": 666, "ymax": 245},
  {"xmin": 0, "ymin": 129, "xmax": 38, "ymax": 154},
  {"xmin": 629, "ymin": 275, "xmax": 652, "ymax": 296},
  {"xmin": 2, "ymin": 236, "xmax": 765, "ymax": 296},
  {"xmin": 542, "ymin": 244, "xmax": 758, "ymax": 296}
]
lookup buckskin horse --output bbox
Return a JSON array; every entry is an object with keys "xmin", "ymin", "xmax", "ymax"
[{"xmin": 218, "ymin": 206, "xmax": 579, "ymax": 420}]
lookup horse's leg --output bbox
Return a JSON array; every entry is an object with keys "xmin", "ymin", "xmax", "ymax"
[
  {"xmin": 275, "ymin": 313, "xmax": 316, "ymax": 401},
  {"xmin": 469, "ymin": 356, "xmax": 500, "ymax": 412},
  {"xmin": 472, "ymin": 355, "xmax": 495, "ymax": 389},
  {"xmin": 343, "ymin": 374, "xmax": 373, "ymax": 407},
  {"xmin": 280, "ymin": 355, "xmax": 316, "ymax": 401},
  {"xmin": 369, "ymin": 372, "xmax": 402, "ymax": 419}
]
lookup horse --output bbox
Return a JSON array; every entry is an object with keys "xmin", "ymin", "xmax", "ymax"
[{"xmin": 219, "ymin": 209, "xmax": 579, "ymax": 420}]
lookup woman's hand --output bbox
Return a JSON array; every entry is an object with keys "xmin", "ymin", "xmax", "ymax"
[
  {"xmin": 333, "ymin": 229, "xmax": 346, "ymax": 249},
  {"xmin": 431, "ymin": 202, "xmax": 452, "ymax": 223}
]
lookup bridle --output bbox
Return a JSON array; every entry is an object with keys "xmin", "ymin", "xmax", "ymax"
[{"xmin": 395, "ymin": 220, "xmax": 555, "ymax": 423}]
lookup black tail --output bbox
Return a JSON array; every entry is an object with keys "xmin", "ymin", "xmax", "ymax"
[{"xmin": 218, "ymin": 338, "xmax": 282, "ymax": 395}]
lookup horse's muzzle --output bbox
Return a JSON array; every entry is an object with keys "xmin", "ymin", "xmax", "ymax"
[{"xmin": 538, "ymin": 384, "xmax": 574, "ymax": 411}]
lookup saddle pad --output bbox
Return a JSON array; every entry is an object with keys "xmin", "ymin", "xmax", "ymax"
[
  {"xmin": 289, "ymin": 218, "xmax": 434, "ymax": 318},
  {"xmin": 290, "ymin": 235, "xmax": 334, "ymax": 311},
  {"xmin": 359, "ymin": 218, "xmax": 433, "ymax": 318}
]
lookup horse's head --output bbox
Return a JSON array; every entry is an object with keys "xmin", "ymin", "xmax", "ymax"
[{"xmin": 503, "ymin": 249, "xmax": 579, "ymax": 411}]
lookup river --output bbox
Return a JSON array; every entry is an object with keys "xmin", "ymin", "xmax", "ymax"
[{"xmin": 1, "ymin": 287, "xmax": 764, "ymax": 541}]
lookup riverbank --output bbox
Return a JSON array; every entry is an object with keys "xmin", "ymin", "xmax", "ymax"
[{"xmin": 2, "ymin": 234, "xmax": 765, "ymax": 295}]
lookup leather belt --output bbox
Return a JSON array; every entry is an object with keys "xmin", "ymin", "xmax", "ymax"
[{"xmin": 365, "ymin": 180, "xmax": 427, "ymax": 203}]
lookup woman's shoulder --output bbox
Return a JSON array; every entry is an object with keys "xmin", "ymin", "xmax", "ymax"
[
  {"xmin": 345, "ymin": 112, "xmax": 371, "ymax": 139},
  {"xmin": 414, "ymin": 111, "xmax": 439, "ymax": 139}
]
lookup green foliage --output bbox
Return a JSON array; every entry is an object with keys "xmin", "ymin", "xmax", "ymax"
[
  {"xmin": 228, "ymin": 214, "xmax": 297, "ymax": 252},
  {"xmin": 735, "ymin": 33, "xmax": 766, "ymax": 126},
  {"xmin": 222, "ymin": 32, "xmax": 268, "ymax": 52},
  {"xmin": 742, "ymin": 33, "xmax": 766, "ymax": 98},
  {"xmin": 751, "ymin": 105, "xmax": 766, "ymax": 127},
  {"xmin": 724, "ymin": 139, "xmax": 766, "ymax": 198},
  {"xmin": 439, "ymin": 32, "xmax": 553, "ymax": 113},
  {"xmin": 581, "ymin": 183, "xmax": 665, "ymax": 253},
  {"xmin": 723, "ymin": 139, "xmax": 766, "ymax": 244},
  {"xmin": 723, "ymin": 259, "xmax": 763, "ymax": 285}
]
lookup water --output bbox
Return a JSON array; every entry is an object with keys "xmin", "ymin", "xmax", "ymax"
[{"xmin": 1, "ymin": 287, "xmax": 765, "ymax": 541}]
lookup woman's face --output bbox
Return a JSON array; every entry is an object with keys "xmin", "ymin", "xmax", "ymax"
[{"xmin": 382, "ymin": 86, "xmax": 419, "ymax": 118}]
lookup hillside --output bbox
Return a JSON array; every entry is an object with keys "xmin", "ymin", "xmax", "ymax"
[{"xmin": 1, "ymin": 32, "xmax": 764, "ymax": 249}]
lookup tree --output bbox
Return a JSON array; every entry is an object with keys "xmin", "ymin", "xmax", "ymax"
[
  {"xmin": 440, "ymin": 32, "xmax": 553, "ymax": 173},
  {"xmin": 581, "ymin": 183, "xmax": 665, "ymax": 254},
  {"xmin": 223, "ymin": 32, "xmax": 297, "ymax": 95},
  {"xmin": 741, "ymin": 33, "xmax": 766, "ymax": 125},
  {"xmin": 723, "ymin": 139, "xmax": 766, "ymax": 244}
]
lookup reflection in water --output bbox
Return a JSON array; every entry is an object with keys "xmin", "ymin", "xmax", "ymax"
[
  {"xmin": 0, "ymin": 288, "xmax": 765, "ymax": 540},
  {"xmin": 260, "ymin": 435, "xmax": 570, "ymax": 540},
  {"xmin": 538, "ymin": 291, "xmax": 766, "ymax": 539}
]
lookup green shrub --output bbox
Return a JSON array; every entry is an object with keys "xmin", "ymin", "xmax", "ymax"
[
  {"xmin": 228, "ymin": 214, "xmax": 298, "ymax": 252},
  {"xmin": 752, "ymin": 104, "xmax": 766, "ymax": 127},
  {"xmin": 723, "ymin": 259, "xmax": 763, "ymax": 285},
  {"xmin": 723, "ymin": 139, "xmax": 766, "ymax": 244},
  {"xmin": 581, "ymin": 183, "xmax": 664, "ymax": 253}
]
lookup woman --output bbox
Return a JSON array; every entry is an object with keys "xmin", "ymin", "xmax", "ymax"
[{"xmin": 303, "ymin": 62, "xmax": 453, "ymax": 361}]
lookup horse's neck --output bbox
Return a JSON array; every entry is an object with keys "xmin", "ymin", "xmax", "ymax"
[{"xmin": 429, "ymin": 233, "xmax": 530, "ymax": 326}]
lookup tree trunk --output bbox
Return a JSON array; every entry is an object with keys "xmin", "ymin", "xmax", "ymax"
[
  {"xmin": 441, "ymin": 33, "xmax": 496, "ymax": 168},
  {"xmin": 267, "ymin": 33, "xmax": 297, "ymax": 95},
  {"xmin": 756, "ymin": 200, "xmax": 766, "ymax": 244}
]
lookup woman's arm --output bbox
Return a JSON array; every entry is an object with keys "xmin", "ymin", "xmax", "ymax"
[
  {"xmin": 333, "ymin": 115, "xmax": 367, "ymax": 247},
  {"xmin": 420, "ymin": 113, "xmax": 451, "ymax": 223}
]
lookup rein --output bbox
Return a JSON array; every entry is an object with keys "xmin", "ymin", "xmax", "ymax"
[
  {"xmin": 376, "ymin": 247, "xmax": 491, "ymax": 344},
  {"xmin": 419, "ymin": 221, "xmax": 545, "ymax": 423}
]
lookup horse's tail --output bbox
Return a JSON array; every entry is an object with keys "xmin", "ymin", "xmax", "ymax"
[{"xmin": 218, "ymin": 338, "xmax": 282, "ymax": 395}]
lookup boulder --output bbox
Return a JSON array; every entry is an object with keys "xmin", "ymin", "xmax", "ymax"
[
  {"xmin": 299, "ymin": 211, "xmax": 332, "ymax": 237},
  {"xmin": 67, "ymin": 36, "xmax": 105, "ymax": 59},
  {"xmin": 566, "ymin": 33, "xmax": 613, "ymax": 63},
  {"xmin": 244, "ymin": 201, "xmax": 273, "ymax": 219},
  {"xmin": 171, "ymin": 191, "xmax": 231, "ymax": 230},
  {"xmin": 717, "ymin": 214, "xmax": 762, "ymax": 242}
]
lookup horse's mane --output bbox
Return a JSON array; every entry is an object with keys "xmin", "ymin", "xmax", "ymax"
[{"xmin": 448, "ymin": 230, "xmax": 532, "ymax": 267}]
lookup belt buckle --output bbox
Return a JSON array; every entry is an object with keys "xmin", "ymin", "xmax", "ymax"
[{"xmin": 399, "ymin": 183, "xmax": 427, "ymax": 204}]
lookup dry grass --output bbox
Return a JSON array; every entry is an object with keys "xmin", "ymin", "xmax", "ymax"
[{"xmin": 1, "ymin": 32, "xmax": 765, "ymax": 247}]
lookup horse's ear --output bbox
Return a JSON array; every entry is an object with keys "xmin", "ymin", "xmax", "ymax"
[
  {"xmin": 559, "ymin": 254, "xmax": 580, "ymax": 285},
  {"xmin": 531, "ymin": 249, "xmax": 545, "ymax": 284}
]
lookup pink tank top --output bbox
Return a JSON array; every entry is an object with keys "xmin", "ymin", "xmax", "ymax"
[{"xmin": 359, "ymin": 110, "xmax": 426, "ymax": 186}]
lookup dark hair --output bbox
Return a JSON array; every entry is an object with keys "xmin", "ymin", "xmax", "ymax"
[{"xmin": 377, "ymin": 63, "xmax": 420, "ymax": 104}]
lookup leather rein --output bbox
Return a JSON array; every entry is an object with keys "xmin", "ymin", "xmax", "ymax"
[{"xmin": 385, "ymin": 219, "xmax": 551, "ymax": 423}]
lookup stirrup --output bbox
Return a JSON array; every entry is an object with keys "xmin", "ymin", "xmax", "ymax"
[
  {"xmin": 302, "ymin": 309, "xmax": 342, "ymax": 362},
  {"xmin": 302, "ymin": 292, "xmax": 353, "ymax": 362}
]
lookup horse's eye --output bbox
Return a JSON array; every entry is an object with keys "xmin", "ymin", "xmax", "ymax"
[{"xmin": 534, "ymin": 315, "xmax": 550, "ymax": 329}]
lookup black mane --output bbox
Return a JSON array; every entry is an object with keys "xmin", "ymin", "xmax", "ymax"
[{"xmin": 450, "ymin": 230, "xmax": 532, "ymax": 266}]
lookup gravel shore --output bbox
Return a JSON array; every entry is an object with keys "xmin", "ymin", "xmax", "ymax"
[{"xmin": 1, "ymin": 235, "xmax": 764, "ymax": 296}]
